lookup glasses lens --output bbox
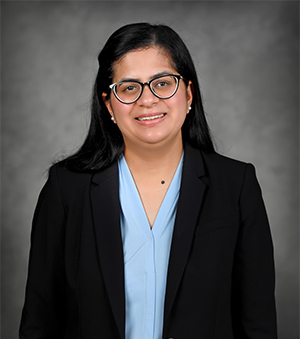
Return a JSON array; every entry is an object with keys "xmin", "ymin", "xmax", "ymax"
[
  {"xmin": 151, "ymin": 75, "xmax": 178, "ymax": 98},
  {"xmin": 114, "ymin": 82, "xmax": 142, "ymax": 103}
]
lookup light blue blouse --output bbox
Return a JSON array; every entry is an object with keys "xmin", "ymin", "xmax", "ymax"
[{"xmin": 118, "ymin": 154, "xmax": 183, "ymax": 339}]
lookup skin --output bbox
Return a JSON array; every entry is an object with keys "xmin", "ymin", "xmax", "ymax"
[{"xmin": 102, "ymin": 46, "xmax": 193, "ymax": 227}]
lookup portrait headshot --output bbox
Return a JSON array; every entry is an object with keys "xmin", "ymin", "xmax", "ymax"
[{"xmin": 2, "ymin": 1, "xmax": 298, "ymax": 339}]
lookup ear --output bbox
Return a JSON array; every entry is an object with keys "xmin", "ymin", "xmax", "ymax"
[
  {"xmin": 102, "ymin": 92, "xmax": 114, "ymax": 118},
  {"xmin": 186, "ymin": 81, "xmax": 193, "ymax": 113}
]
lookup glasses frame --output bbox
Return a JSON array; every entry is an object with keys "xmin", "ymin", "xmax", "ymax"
[{"xmin": 109, "ymin": 74, "xmax": 183, "ymax": 104}]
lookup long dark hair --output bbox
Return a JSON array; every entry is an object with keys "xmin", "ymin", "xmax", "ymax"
[{"xmin": 61, "ymin": 23, "xmax": 215, "ymax": 171}]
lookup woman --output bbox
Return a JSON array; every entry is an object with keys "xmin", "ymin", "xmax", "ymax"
[{"xmin": 20, "ymin": 23, "xmax": 277, "ymax": 339}]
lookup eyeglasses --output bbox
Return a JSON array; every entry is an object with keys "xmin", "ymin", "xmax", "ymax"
[{"xmin": 109, "ymin": 74, "xmax": 183, "ymax": 104}]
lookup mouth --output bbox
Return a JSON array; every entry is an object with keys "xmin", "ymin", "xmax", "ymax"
[{"xmin": 136, "ymin": 113, "xmax": 166, "ymax": 121}]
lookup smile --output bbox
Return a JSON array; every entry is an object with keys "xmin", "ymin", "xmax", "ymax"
[{"xmin": 136, "ymin": 113, "xmax": 165, "ymax": 121}]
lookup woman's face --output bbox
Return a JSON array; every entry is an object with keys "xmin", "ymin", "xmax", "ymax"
[{"xmin": 102, "ymin": 46, "xmax": 193, "ymax": 152}]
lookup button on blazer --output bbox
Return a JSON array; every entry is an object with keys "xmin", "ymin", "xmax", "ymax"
[{"xmin": 20, "ymin": 143, "xmax": 277, "ymax": 339}]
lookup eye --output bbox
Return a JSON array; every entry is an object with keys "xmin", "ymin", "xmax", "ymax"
[
  {"xmin": 152, "ymin": 76, "xmax": 174, "ymax": 90},
  {"xmin": 126, "ymin": 85, "xmax": 138, "ymax": 92},
  {"xmin": 118, "ymin": 82, "xmax": 139, "ymax": 93},
  {"xmin": 155, "ymin": 80, "xmax": 171, "ymax": 88}
]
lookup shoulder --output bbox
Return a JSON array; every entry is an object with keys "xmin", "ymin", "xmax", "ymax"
[
  {"xmin": 184, "ymin": 143, "xmax": 258, "ymax": 194},
  {"xmin": 200, "ymin": 151, "xmax": 259, "ymax": 197},
  {"xmin": 48, "ymin": 162, "xmax": 93, "ymax": 188},
  {"xmin": 201, "ymin": 151, "xmax": 250, "ymax": 175},
  {"xmin": 184, "ymin": 142, "xmax": 256, "ymax": 181},
  {"xmin": 48, "ymin": 160, "xmax": 119, "ymax": 194},
  {"xmin": 41, "ymin": 163, "xmax": 94, "ymax": 209},
  {"xmin": 204, "ymin": 150, "xmax": 256, "ymax": 177}
]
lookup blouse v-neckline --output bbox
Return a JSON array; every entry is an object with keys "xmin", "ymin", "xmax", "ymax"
[{"xmin": 118, "ymin": 153, "xmax": 184, "ymax": 233}]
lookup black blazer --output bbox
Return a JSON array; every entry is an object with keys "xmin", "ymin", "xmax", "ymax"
[{"xmin": 20, "ymin": 144, "xmax": 277, "ymax": 339}]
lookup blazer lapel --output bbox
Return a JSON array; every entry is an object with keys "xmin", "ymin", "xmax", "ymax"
[
  {"xmin": 90, "ymin": 162, "xmax": 125, "ymax": 339},
  {"xmin": 164, "ymin": 144, "xmax": 208, "ymax": 322}
]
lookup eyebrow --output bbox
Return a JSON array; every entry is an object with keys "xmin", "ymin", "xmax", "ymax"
[{"xmin": 119, "ymin": 71, "xmax": 172, "ymax": 83}]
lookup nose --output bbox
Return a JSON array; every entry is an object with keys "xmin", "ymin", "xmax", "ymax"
[{"xmin": 137, "ymin": 84, "xmax": 159, "ymax": 106}]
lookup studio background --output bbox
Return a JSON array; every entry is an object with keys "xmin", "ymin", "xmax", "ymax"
[{"xmin": 2, "ymin": 2, "xmax": 299, "ymax": 338}]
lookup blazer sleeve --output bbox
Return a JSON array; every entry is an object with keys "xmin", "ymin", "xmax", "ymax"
[
  {"xmin": 232, "ymin": 163, "xmax": 277, "ymax": 338},
  {"xmin": 19, "ymin": 165, "xmax": 67, "ymax": 339}
]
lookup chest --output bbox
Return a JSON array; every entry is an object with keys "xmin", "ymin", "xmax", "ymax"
[{"xmin": 136, "ymin": 182, "xmax": 169, "ymax": 227}]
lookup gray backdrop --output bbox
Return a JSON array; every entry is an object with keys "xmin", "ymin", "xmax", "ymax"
[{"xmin": 2, "ymin": 1, "xmax": 299, "ymax": 338}]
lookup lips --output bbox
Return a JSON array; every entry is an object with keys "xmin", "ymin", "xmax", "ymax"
[
  {"xmin": 137, "ymin": 114, "xmax": 165, "ymax": 121},
  {"xmin": 136, "ymin": 113, "xmax": 166, "ymax": 121}
]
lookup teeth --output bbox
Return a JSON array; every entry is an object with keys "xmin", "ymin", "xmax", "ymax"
[{"xmin": 137, "ymin": 114, "xmax": 165, "ymax": 121}]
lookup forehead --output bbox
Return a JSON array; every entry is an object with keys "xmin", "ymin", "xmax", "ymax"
[{"xmin": 112, "ymin": 46, "xmax": 176, "ymax": 81}]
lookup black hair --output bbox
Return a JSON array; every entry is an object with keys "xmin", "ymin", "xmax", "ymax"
[{"xmin": 60, "ymin": 23, "xmax": 215, "ymax": 171}]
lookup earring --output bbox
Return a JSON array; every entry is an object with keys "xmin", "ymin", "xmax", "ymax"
[
  {"xmin": 189, "ymin": 106, "xmax": 192, "ymax": 111},
  {"xmin": 111, "ymin": 116, "xmax": 115, "ymax": 121}
]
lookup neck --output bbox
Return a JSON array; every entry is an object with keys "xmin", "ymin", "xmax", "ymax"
[{"xmin": 123, "ymin": 138, "xmax": 183, "ymax": 175}]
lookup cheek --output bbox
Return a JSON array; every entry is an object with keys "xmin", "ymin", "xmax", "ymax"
[
  {"xmin": 110, "ymin": 101, "xmax": 132, "ymax": 126},
  {"xmin": 111, "ymin": 100, "xmax": 126, "ymax": 117},
  {"xmin": 172, "ymin": 92, "xmax": 189, "ymax": 116}
]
